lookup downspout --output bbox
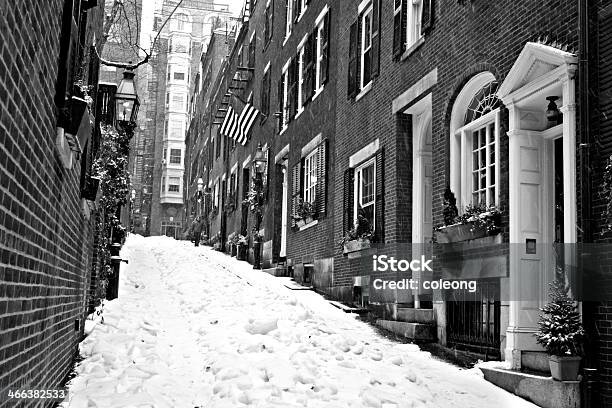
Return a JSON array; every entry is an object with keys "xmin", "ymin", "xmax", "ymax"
[{"xmin": 578, "ymin": 0, "xmax": 598, "ymax": 406}]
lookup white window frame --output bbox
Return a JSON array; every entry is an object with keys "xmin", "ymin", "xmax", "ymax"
[
  {"xmin": 168, "ymin": 177, "xmax": 181, "ymax": 193},
  {"xmin": 213, "ymin": 180, "xmax": 220, "ymax": 208},
  {"xmin": 298, "ymin": 0, "xmax": 308, "ymax": 21},
  {"xmin": 314, "ymin": 7, "xmax": 328, "ymax": 94},
  {"xmin": 169, "ymin": 148, "xmax": 182, "ymax": 165},
  {"xmin": 354, "ymin": 157, "xmax": 376, "ymax": 229},
  {"xmin": 171, "ymin": 93, "xmax": 186, "ymax": 111},
  {"xmin": 455, "ymin": 109, "xmax": 500, "ymax": 208},
  {"xmin": 407, "ymin": 0, "xmax": 423, "ymax": 49},
  {"xmin": 360, "ymin": 4, "xmax": 373, "ymax": 91},
  {"xmin": 281, "ymin": 59, "xmax": 291, "ymax": 131},
  {"xmin": 169, "ymin": 120, "xmax": 184, "ymax": 140},
  {"xmin": 303, "ymin": 149, "xmax": 318, "ymax": 204},
  {"xmin": 285, "ymin": 0, "xmax": 294, "ymax": 40},
  {"xmin": 297, "ymin": 36, "xmax": 307, "ymax": 113}
]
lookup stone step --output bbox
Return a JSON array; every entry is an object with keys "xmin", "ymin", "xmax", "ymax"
[
  {"xmin": 480, "ymin": 366, "xmax": 580, "ymax": 408},
  {"xmin": 375, "ymin": 320, "xmax": 436, "ymax": 342},
  {"xmin": 396, "ymin": 308, "xmax": 435, "ymax": 324},
  {"xmin": 262, "ymin": 266, "xmax": 289, "ymax": 277}
]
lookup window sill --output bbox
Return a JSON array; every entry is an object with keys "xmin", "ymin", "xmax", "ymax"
[
  {"xmin": 299, "ymin": 219, "xmax": 318, "ymax": 231},
  {"xmin": 283, "ymin": 35, "xmax": 291, "ymax": 47},
  {"xmin": 355, "ymin": 82, "xmax": 373, "ymax": 102},
  {"xmin": 280, "ymin": 126, "xmax": 288, "ymax": 136},
  {"xmin": 295, "ymin": 108, "xmax": 304, "ymax": 120},
  {"xmin": 400, "ymin": 37, "xmax": 425, "ymax": 62},
  {"xmin": 297, "ymin": 8, "xmax": 307, "ymax": 24},
  {"xmin": 312, "ymin": 86, "xmax": 324, "ymax": 102}
]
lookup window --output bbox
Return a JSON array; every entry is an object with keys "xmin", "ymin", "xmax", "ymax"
[
  {"xmin": 452, "ymin": 78, "xmax": 501, "ymax": 208},
  {"xmin": 303, "ymin": 149, "xmax": 318, "ymax": 203},
  {"xmin": 170, "ymin": 148, "xmax": 182, "ymax": 164},
  {"xmin": 173, "ymin": 72, "xmax": 185, "ymax": 81},
  {"xmin": 281, "ymin": 63, "xmax": 291, "ymax": 130},
  {"xmin": 171, "ymin": 93, "xmax": 185, "ymax": 111},
  {"xmin": 315, "ymin": 9, "xmax": 330, "ymax": 92},
  {"xmin": 163, "ymin": 148, "xmax": 167, "ymax": 162},
  {"xmin": 248, "ymin": 33, "xmax": 256, "ymax": 68},
  {"xmin": 175, "ymin": 13, "xmax": 189, "ymax": 31},
  {"xmin": 393, "ymin": 0, "xmax": 433, "ymax": 58},
  {"xmin": 168, "ymin": 177, "xmax": 180, "ymax": 193},
  {"xmin": 169, "ymin": 120, "xmax": 183, "ymax": 139},
  {"xmin": 355, "ymin": 158, "xmax": 375, "ymax": 228},
  {"xmin": 261, "ymin": 65, "xmax": 271, "ymax": 118},
  {"xmin": 153, "ymin": 16, "xmax": 162, "ymax": 31},
  {"xmin": 360, "ymin": 5, "xmax": 373, "ymax": 90},
  {"xmin": 348, "ymin": 2, "xmax": 379, "ymax": 98},
  {"xmin": 172, "ymin": 37, "xmax": 189, "ymax": 53},
  {"xmin": 213, "ymin": 181, "xmax": 220, "ymax": 208},
  {"xmin": 285, "ymin": 0, "xmax": 294, "ymax": 39},
  {"xmin": 297, "ymin": 45, "xmax": 305, "ymax": 111},
  {"xmin": 264, "ymin": 0, "xmax": 273, "ymax": 45}
]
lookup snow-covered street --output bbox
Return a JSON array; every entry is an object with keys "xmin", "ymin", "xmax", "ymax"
[{"xmin": 61, "ymin": 235, "xmax": 537, "ymax": 408}]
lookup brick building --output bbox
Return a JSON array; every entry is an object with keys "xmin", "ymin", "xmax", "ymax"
[
  {"xmin": 185, "ymin": 0, "xmax": 612, "ymax": 404},
  {"xmin": 0, "ymin": 0, "xmax": 105, "ymax": 403}
]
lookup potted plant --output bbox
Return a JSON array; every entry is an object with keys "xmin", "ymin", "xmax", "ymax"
[
  {"xmin": 339, "ymin": 212, "xmax": 374, "ymax": 254},
  {"xmin": 434, "ymin": 188, "xmax": 503, "ymax": 243},
  {"xmin": 535, "ymin": 274, "xmax": 584, "ymax": 381},
  {"xmin": 236, "ymin": 234, "xmax": 248, "ymax": 260},
  {"xmin": 227, "ymin": 232, "xmax": 239, "ymax": 256},
  {"xmin": 293, "ymin": 198, "xmax": 316, "ymax": 227}
]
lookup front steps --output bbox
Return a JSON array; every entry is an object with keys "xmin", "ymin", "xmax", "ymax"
[
  {"xmin": 375, "ymin": 319, "xmax": 436, "ymax": 342},
  {"xmin": 480, "ymin": 366, "xmax": 580, "ymax": 408},
  {"xmin": 262, "ymin": 265, "xmax": 290, "ymax": 277}
]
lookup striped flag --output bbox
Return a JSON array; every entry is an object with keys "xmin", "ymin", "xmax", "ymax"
[
  {"xmin": 236, "ymin": 103, "xmax": 259, "ymax": 146},
  {"xmin": 219, "ymin": 105, "xmax": 236, "ymax": 137}
]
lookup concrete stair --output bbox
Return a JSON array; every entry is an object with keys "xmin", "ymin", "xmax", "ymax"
[
  {"xmin": 375, "ymin": 320, "xmax": 436, "ymax": 342},
  {"xmin": 480, "ymin": 366, "xmax": 580, "ymax": 408},
  {"xmin": 396, "ymin": 308, "xmax": 435, "ymax": 324},
  {"xmin": 262, "ymin": 265, "xmax": 289, "ymax": 277}
]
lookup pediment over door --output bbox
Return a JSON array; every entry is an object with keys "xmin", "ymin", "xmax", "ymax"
[{"xmin": 497, "ymin": 42, "xmax": 577, "ymax": 102}]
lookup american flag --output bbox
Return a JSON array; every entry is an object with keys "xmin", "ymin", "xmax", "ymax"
[{"xmin": 219, "ymin": 98, "xmax": 259, "ymax": 145}]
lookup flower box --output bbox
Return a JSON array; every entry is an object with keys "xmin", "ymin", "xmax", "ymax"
[
  {"xmin": 296, "ymin": 219, "xmax": 306, "ymax": 228},
  {"xmin": 434, "ymin": 222, "xmax": 490, "ymax": 243},
  {"xmin": 343, "ymin": 239, "xmax": 371, "ymax": 254}
]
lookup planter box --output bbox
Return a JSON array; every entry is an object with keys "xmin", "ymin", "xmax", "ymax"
[
  {"xmin": 296, "ymin": 219, "xmax": 306, "ymax": 228},
  {"xmin": 434, "ymin": 222, "xmax": 490, "ymax": 243},
  {"xmin": 343, "ymin": 239, "xmax": 371, "ymax": 254},
  {"xmin": 549, "ymin": 355, "xmax": 581, "ymax": 381}
]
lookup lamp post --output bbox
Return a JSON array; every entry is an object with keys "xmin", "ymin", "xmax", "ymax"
[
  {"xmin": 252, "ymin": 143, "xmax": 267, "ymax": 269},
  {"xmin": 115, "ymin": 70, "xmax": 140, "ymax": 129},
  {"xmin": 197, "ymin": 177, "xmax": 204, "ymax": 217}
]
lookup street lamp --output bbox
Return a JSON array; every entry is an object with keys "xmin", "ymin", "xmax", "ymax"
[
  {"xmin": 197, "ymin": 177, "xmax": 204, "ymax": 216},
  {"xmin": 252, "ymin": 143, "xmax": 267, "ymax": 269},
  {"xmin": 115, "ymin": 70, "xmax": 140, "ymax": 128}
]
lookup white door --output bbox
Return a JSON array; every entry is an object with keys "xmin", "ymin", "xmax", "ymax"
[{"xmin": 280, "ymin": 163, "xmax": 288, "ymax": 258}]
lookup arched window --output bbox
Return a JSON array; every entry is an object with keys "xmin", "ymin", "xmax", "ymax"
[{"xmin": 450, "ymin": 73, "xmax": 501, "ymax": 209}]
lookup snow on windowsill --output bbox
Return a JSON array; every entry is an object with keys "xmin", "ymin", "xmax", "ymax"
[
  {"xmin": 355, "ymin": 82, "xmax": 372, "ymax": 102},
  {"xmin": 400, "ymin": 36, "xmax": 425, "ymax": 62},
  {"xmin": 299, "ymin": 219, "xmax": 318, "ymax": 231}
]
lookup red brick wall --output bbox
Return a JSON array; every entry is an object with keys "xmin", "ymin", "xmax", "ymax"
[{"xmin": 0, "ymin": 2, "xmax": 102, "ymax": 405}]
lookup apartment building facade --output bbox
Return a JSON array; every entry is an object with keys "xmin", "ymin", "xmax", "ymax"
[{"xmin": 144, "ymin": 0, "xmax": 232, "ymax": 238}]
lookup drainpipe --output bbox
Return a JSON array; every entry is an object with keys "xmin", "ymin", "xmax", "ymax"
[{"xmin": 578, "ymin": 0, "xmax": 597, "ymax": 406}]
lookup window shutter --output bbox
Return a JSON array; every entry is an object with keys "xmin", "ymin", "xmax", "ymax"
[
  {"xmin": 347, "ymin": 20, "xmax": 359, "ymax": 99},
  {"xmin": 235, "ymin": 167, "xmax": 240, "ymax": 208},
  {"xmin": 291, "ymin": 163, "xmax": 301, "ymax": 228},
  {"xmin": 304, "ymin": 34, "xmax": 315, "ymax": 104},
  {"xmin": 293, "ymin": 0, "xmax": 301, "ymax": 23},
  {"xmin": 421, "ymin": 0, "xmax": 433, "ymax": 34},
  {"xmin": 393, "ymin": 0, "xmax": 407, "ymax": 58},
  {"xmin": 321, "ymin": 11, "xmax": 330, "ymax": 85},
  {"xmin": 343, "ymin": 168, "xmax": 355, "ymax": 234},
  {"xmin": 374, "ymin": 148, "xmax": 385, "ymax": 243},
  {"xmin": 289, "ymin": 58, "xmax": 298, "ymax": 120},
  {"xmin": 315, "ymin": 140, "xmax": 328, "ymax": 217},
  {"xmin": 265, "ymin": 148, "xmax": 272, "ymax": 200},
  {"xmin": 371, "ymin": 0, "xmax": 381, "ymax": 78},
  {"xmin": 277, "ymin": 76, "xmax": 284, "ymax": 130}
]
